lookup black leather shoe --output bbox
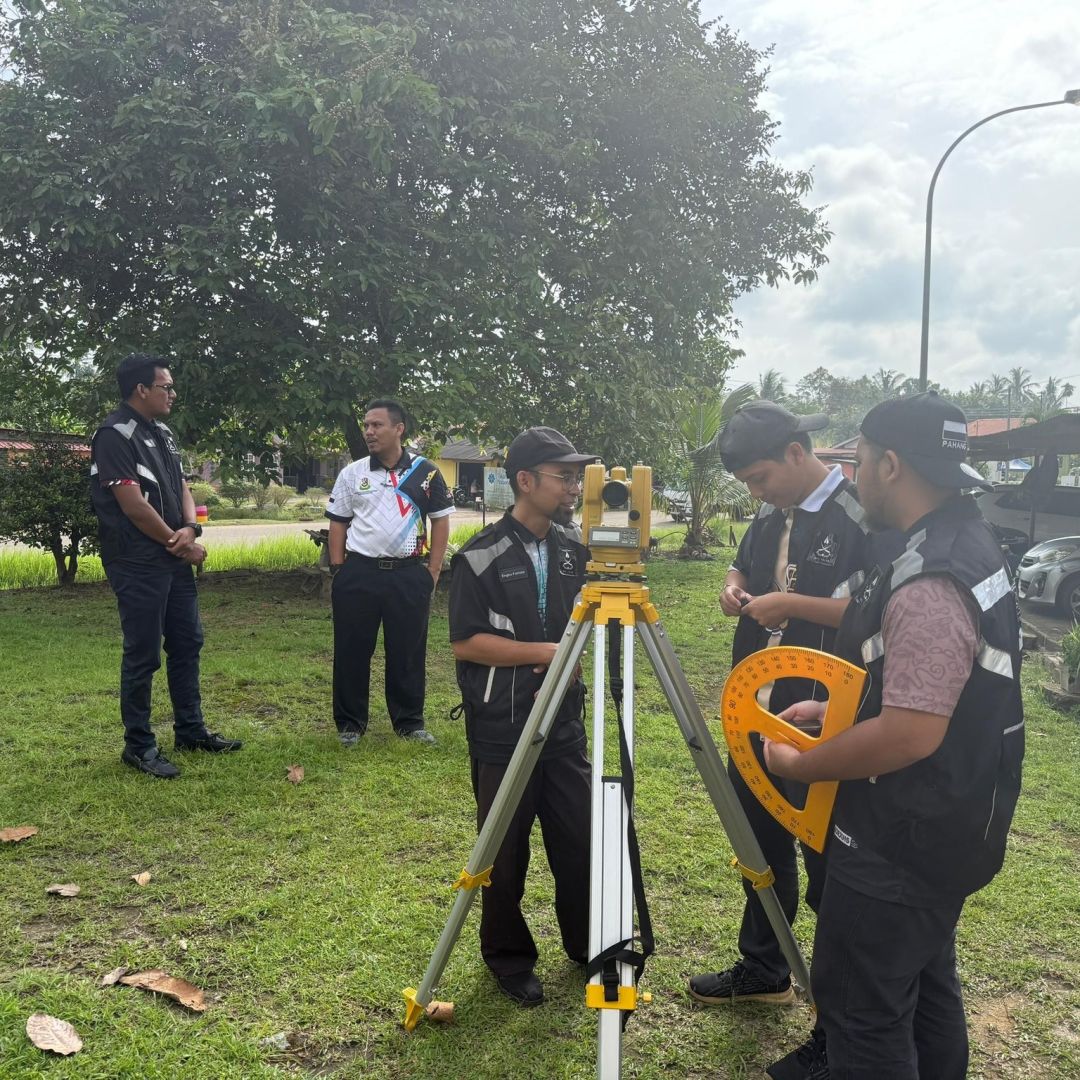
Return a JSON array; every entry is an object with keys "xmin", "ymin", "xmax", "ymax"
[
  {"xmin": 174, "ymin": 732, "xmax": 243, "ymax": 753},
  {"xmin": 495, "ymin": 971, "xmax": 544, "ymax": 1007},
  {"xmin": 121, "ymin": 746, "xmax": 181, "ymax": 779}
]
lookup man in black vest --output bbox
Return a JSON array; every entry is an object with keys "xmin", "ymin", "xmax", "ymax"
[
  {"xmin": 764, "ymin": 393, "xmax": 1024, "ymax": 1079},
  {"xmin": 90, "ymin": 353, "xmax": 242, "ymax": 779},
  {"xmin": 448, "ymin": 427, "xmax": 596, "ymax": 1007},
  {"xmin": 689, "ymin": 402, "xmax": 870, "ymax": 1007}
]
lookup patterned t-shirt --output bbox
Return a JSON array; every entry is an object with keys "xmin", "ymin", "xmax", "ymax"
[{"xmin": 325, "ymin": 450, "xmax": 454, "ymax": 557}]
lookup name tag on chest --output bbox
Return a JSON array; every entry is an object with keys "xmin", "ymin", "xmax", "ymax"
[{"xmin": 499, "ymin": 565, "xmax": 528, "ymax": 582}]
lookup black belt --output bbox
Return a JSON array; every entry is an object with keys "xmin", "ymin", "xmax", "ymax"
[{"xmin": 346, "ymin": 553, "xmax": 423, "ymax": 570}]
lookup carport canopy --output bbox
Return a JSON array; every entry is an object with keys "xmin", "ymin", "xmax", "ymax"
[{"xmin": 968, "ymin": 413, "xmax": 1080, "ymax": 459}]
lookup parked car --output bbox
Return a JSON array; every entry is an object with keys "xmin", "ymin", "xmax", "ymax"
[
  {"xmin": 1015, "ymin": 536, "xmax": 1080, "ymax": 618},
  {"xmin": 974, "ymin": 484, "xmax": 1080, "ymax": 547}
]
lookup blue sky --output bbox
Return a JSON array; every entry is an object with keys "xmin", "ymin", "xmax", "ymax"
[{"xmin": 698, "ymin": 0, "xmax": 1080, "ymax": 394}]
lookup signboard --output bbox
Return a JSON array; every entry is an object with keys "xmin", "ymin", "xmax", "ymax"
[{"xmin": 484, "ymin": 467, "xmax": 513, "ymax": 511}]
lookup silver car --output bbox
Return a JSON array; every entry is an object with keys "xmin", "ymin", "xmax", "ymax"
[{"xmin": 1016, "ymin": 536, "xmax": 1080, "ymax": 618}]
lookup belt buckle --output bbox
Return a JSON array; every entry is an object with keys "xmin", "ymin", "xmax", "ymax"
[{"xmin": 378, "ymin": 558, "xmax": 395, "ymax": 570}]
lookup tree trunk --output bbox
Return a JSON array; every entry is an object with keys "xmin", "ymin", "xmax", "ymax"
[{"xmin": 343, "ymin": 411, "xmax": 366, "ymax": 460}]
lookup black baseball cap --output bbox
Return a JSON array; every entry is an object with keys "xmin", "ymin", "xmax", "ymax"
[
  {"xmin": 860, "ymin": 391, "xmax": 991, "ymax": 490},
  {"xmin": 718, "ymin": 400, "xmax": 829, "ymax": 472},
  {"xmin": 503, "ymin": 426, "xmax": 598, "ymax": 477}
]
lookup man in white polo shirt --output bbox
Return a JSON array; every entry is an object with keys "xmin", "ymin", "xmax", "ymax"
[{"xmin": 326, "ymin": 398, "xmax": 455, "ymax": 746}]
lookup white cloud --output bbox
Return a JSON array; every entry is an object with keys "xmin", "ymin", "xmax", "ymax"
[{"xmin": 702, "ymin": 0, "xmax": 1080, "ymax": 397}]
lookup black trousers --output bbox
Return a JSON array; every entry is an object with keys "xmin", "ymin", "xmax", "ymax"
[
  {"xmin": 331, "ymin": 557, "xmax": 431, "ymax": 735},
  {"xmin": 105, "ymin": 560, "xmax": 207, "ymax": 754},
  {"xmin": 727, "ymin": 736, "xmax": 826, "ymax": 982},
  {"xmin": 471, "ymin": 750, "xmax": 591, "ymax": 977},
  {"xmin": 813, "ymin": 876, "xmax": 968, "ymax": 1079}
]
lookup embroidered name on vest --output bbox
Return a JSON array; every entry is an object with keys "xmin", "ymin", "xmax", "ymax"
[{"xmin": 499, "ymin": 566, "xmax": 528, "ymax": 582}]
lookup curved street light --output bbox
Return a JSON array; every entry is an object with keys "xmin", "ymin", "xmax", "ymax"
[{"xmin": 918, "ymin": 89, "xmax": 1080, "ymax": 391}]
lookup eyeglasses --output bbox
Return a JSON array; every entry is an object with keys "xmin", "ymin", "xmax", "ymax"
[
  {"xmin": 533, "ymin": 470, "xmax": 584, "ymax": 490},
  {"xmin": 151, "ymin": 383, "xmax": 177, "ymax": 395}
]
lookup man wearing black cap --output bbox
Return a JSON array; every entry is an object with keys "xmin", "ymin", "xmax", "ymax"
[
  {"xmin": 764, "ymin": 392, "xmax": 1024, "ymax": 1079},
  {"xmin": 689, "ymin": 401, "xmax": 871, "ymax": 1007},
  {"xmin": 448, "ymin": 426, "xmax": 596, "ymax": 1007}
]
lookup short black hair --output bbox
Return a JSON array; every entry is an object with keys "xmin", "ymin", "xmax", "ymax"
[
  {"xmin": 117, "ymin": 352, "xmax": 168, "ymax": 400},
  {"xmin": 763, "ymin": 431, "xmax": 812, "ymax": 463},
  {"xmin": 508, "ymin": 468, "xmax": 530, "ymax": 498},
  {"xmin": 365, "ymin": 397, "xmax": 409, "ymax": 436}
]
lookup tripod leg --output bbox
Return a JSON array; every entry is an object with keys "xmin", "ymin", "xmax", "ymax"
[
  {"xmin": 636, "ymin": 617, "xmax": 814, "ymax": 1005},
  {"xmin": 404, "ymin": 610, "xmax": 594, "ymax": 1029},
  {"xmin": 589, "ymin": 623, "xmax": 636, "ymax": 1079}
]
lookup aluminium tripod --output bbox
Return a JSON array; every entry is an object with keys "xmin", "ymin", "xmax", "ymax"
[{"xmin": 404, "ymin": 576, "xmax": 814, "ymax": 1078}]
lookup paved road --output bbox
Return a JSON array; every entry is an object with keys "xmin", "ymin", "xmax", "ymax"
[
  {"xmin": 3, "ymin": 508, "xmax": 685, "ymax": 553},
  {"xmin": 1020, "ymin": 601, "xmax": 1070, "ymax": 649}
]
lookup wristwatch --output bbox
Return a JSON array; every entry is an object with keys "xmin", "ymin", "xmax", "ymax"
[{"xmin": 183, "ymin": 522, "xmax": 203, "ymax": 538}]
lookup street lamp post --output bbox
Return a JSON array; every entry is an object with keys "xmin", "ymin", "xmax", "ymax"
[{"xmin": 918, "ymin": 89, "xmax": 1080, "ymax": 391}]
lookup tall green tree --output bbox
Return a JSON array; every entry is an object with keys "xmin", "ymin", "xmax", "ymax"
[
  {"xmin": 0, "ymin": 0, "xmax": 828, "ymax": 468},
  {"xmin": 757, "ymin": 368, "xmax": 787, "ymax": 404}
]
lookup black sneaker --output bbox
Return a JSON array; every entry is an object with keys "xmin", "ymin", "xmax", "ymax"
[
  {"xmin": 397, "ymin": 729, "xmax": 436, "ymax": 745},
  {"xmin": 174, "ymin": 732, "xmax": 243, "ymax": 753},
  {"xmin": 495, "ymin": 970, "xmax": 544, "ymax": 1007},
  {"xmin": 766, "ymin": 1028, "xmax": 829, "ymax": 1080},
  {"xmin": 121, "ymin": 746, "xmax": 181, "ymax": 779},
  {"xmin": 688, "ymin": 962, "xmax": 796, "ymax": 1005}
]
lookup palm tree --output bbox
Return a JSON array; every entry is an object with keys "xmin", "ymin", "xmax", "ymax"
[
  {"xmin": 1026, "ymin": 376, "xmax": 1075, "ymax": 422},
  {"xmin": 987, "ymin": 373, "xmax": 1010, "ymax": 405},
  {"xmin": 869, "ymin": 368, "xmax": 903, "ymax": 402},
  {"xmin": 676, "ymin": 384, "xmax": 756, "ymax": 555},
  {"xmin": 757, "ymin": 368, "xmax": 787, "ymax": 404},
  {"xmin": 1008, "ymin": 366, "xmax": 1035, "ymax": 406}
]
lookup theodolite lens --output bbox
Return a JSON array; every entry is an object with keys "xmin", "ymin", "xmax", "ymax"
[{"xmin": 601, "ymin": 479, "xmax": 630, "ymax": 509}]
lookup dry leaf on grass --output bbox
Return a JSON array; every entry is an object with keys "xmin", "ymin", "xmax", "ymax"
[
  {"xmin": 131, "ymin": 871, "xmax": 152, "ymax": 886},
  {"xmin": 119, "ymin": 969, "xmax": 207, "ymax": 1011},
  {"xmin": 286, "ymin": 764, "xmax": 304, "ymax": 784},
  {"xmin": 0, "ymin": 825, "xmax": 38, "ymax": 843},
  {"xmin": 45, "ymin": 883, "xmax": 80, "ymax": 897},
  {"xmin": 26, "ymin": 1014, "xmax": 82, "ymax": 1055},
  {"xmin": 100, "ymin": 966, "xmax": 128, "ymax": 987}
]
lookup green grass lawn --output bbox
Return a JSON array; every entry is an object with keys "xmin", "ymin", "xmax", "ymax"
[{"xmin": 0, "ymin": 558, "xmax": 1077, "ymax": 1079}]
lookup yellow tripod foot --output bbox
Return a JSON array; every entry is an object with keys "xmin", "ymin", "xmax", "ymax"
[{"xmin": 403, "ymin": 987, "xmax": 455, "ymax": 1031}]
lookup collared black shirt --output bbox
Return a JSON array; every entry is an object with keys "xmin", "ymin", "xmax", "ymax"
[{"xmin": 90, "ymin": 402, "xmax": 186, "ymax": 567}]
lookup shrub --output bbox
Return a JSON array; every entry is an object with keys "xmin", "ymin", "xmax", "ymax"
[
  {"xmin": 268, "ymin": 484, "xmax": 296, "ymax": 509},
  {"xmin": 219, "ymin": 481, "xmax": 252, "ymax": 508},
  {"xmin": 0, "ymin": 441, "xmax": 99, "ymax": 585},
  {"xmin": 250, "ymin": 484, "xmax": 274, "ymax": 512},
  {"xmin": 1062, "ymin": 625, "xmax": 1080, "ymax": 684}
]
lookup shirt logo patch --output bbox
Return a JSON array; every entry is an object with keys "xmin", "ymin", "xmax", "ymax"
[
  {"xmin": 358, "ymin": 477, "xmax": 372, "ymax": 492},
  {"xmin": 558, "ymin": 549, "xmax": 577, "ymax": 576},
  {"xmin": 808, "ymin": 533, "xmax": 838, "ymax": 566},
  {"xmin": 421, "ymin": 469, "xmax": 436, "ymax": 493},
  {"xmin": 162, "ymin": 433, "xmax": 179, "ymax": 456},
  {"xmin": 854, "ymin": 566, "xmax": 883, "ymax": 607},
  {"xmin": 499, "ymin": 565, "xmax": 528, "ymax": 582}
]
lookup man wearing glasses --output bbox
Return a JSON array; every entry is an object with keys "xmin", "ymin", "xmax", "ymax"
[
  {"xmin": 448, "ymin": 427, "xmax": 597, "ymax": 1007},
  {"xmin": 90, "ymin": 353, "xmax": 242, "ymax": 780}
]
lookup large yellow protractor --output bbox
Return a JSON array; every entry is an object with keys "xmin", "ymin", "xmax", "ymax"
[{"xmin": 721, "ymin": 646, "xmax": 867, "ymax": 852}]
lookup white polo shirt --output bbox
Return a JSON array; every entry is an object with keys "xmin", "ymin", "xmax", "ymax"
[{"xmin": 326, "ymin": 451, "xmax": 455, "ymax": 558}]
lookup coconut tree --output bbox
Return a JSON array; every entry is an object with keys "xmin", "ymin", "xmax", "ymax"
[
  {"xmin": 675, "ymin": 384, "xmax": 756, "ymax": 555},
  {"xmin": 757, "ymin": 368, "xmax": 787, "ymax": 404}
]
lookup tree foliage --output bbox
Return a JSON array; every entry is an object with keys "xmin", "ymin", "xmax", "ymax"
[
  {"xmin": 0, "ymin": 0, "xmax": 829, "ymax": 468},
  {"xmin": 0, "ymin": 442, "xmax": 99, "ymax": 585}
]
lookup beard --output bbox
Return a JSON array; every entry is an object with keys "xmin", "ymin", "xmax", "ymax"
[{"xmin": 552, "ymin": 504, "xmax": 574, "ymax": 527}]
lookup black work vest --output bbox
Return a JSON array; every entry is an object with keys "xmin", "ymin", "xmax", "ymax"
[
  {"xmin": 830, "ymin": 496, "xmax": 1025, "ymax": 903},
  {"xmin": 450, "ymin": 513, "xmax": 587, "ymax": 763},
  {"xmin": 90, "ymin": 403, "xmax": 186, "ymax": 567},
  {"xmin": 732, "ymin": 479, "xmax": 869, "ymax": 714}
]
